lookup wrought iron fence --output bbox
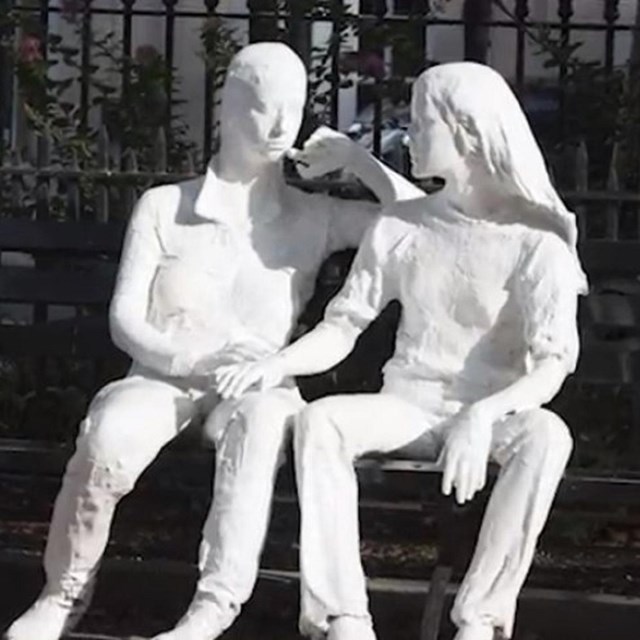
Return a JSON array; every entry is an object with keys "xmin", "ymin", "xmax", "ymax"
[
  {"xmin": 0, "ymin": 0, "xmax": 640, "ymax": 221},
  {"xmin": 1, "ymin": 2, "xmax": 640, "ymax": 469}
]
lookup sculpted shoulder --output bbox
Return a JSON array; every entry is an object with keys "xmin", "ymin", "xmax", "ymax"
[{"xmin": 138, "ymin": 176, "xmax": 205, "ymax": 222}]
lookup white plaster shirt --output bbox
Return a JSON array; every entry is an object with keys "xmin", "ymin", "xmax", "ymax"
[
  {"xmin": 323, "ymin": 195, "xmax": 582, "ymax": 409},
  {"xmin": 109, "ymin": 171, "xmax": 377, "ymax": 378}
]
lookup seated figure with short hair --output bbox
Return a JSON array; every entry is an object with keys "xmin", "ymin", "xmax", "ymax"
[{"xmin": 4, "ymin": 42, "xmax": 422, "ymax": 640}]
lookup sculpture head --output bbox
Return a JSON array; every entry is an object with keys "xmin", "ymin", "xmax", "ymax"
[
  {"xmin": 219, "ymin": 42, "xmax": 307, "ymax": 172},
  {"xmin": 409, "ymin": 61, "xmax": 587, "ymax": 292},
  {"xmin": 410, "ymin": 62, "xmax": 555, "ymax": 201}
]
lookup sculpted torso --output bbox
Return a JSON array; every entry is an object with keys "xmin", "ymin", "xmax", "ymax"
[
  {"xmin": 385, "ymin": 208, "xmax": 528, "ymax": 397},
  {"xmin": 143, "ymin": 178, "xmax": 329, "ymax": 359}
]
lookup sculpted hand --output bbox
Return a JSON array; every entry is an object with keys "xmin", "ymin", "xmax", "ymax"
[
  {"xmin": 288, "ymin": 126, "xmax": 358, "ymax": 179},
  {"xmin": 190, "ymin": 353, "xmax": 223, "ymax": 377},
  {"xmin": 440, "ymin": 405, "xmax": 493, "ymax": 505},
  {"xmin": 214, "ymin": 355, "xmax": 286, "ymax": 400}
]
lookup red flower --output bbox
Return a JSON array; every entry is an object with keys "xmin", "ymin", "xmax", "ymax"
[{"xmin": 18, "ymin": 35, "xmax": 42, "ymax": 64}]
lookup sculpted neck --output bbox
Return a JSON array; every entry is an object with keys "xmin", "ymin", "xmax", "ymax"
[
  {"xmin": 205, "ymin": 144, "xmax": 284, "ymax": 223},
  {"xmin": 438, "ymin": 160, "xmax": 513, "ymax": 224}
]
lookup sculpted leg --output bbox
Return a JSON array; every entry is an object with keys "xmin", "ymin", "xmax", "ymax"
[
  {"xmin": 151, "ymin": 388, "xmax": 304, "ymax": 640},
  {"xmin": 451, "ymin": 409, "xmax": 572, "ymax": 640},
  {"xmin": 5, "ymin": 374, "xmax": 197, "ymax": 640},
  {"xmin": 294, "ymin": 393, "xmax": 437, "ymax": 640}
]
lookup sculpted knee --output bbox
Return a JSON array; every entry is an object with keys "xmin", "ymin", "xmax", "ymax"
[
  {"xmin": 205, "ymin": 392, "xmax": 300, "ymax": 464},
  {"xmin": 294, "ymin": 400, "xmax": 343, "ymax": 452},
  {"xmin": 521, "ymin": 409, "xmax": 573, "ymax": 462},
  {"xmin": 223, "ymin": 392, "xmax": 296, "ymax": 440},
  {"xmin": 69, "ymin": 406, "xmax": 139, "ymax": 495}
]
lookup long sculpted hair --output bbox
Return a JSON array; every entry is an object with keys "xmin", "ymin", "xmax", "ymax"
[{"xmin": 414, "ymin": 62, "xmax": 588, "ymax": 293}]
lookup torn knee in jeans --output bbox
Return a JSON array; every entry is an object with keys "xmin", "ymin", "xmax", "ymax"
[
  {"xmin": 215, "ymin": 409, "xmax": 247, "ymax": 474},
  {"xmin": 65, "ymin": 447, "xmax": 137, "ymax": 497}
]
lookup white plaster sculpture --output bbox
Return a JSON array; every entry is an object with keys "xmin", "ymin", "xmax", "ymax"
[
  {"xmin": 3, "ymin": 43, "xmax": 422, "ymax": 640},
  {"xmin": 215, "ymin": 62, "xmax": 588, "ymax": 640}
]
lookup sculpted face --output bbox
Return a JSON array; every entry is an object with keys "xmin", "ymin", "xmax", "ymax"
[
  {"xmin": 220, "ymin": 43, "xmax": 307, "ymax": 169},
  {"xmin": 222, "ymin": 78, "xmax": 306, "ymax": 163},
  {"xmin": 408, "ymin": 76, "xmax": 463, "ymax": 182}
]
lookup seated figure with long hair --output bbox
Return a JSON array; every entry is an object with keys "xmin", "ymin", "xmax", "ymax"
[{"xmin": 216, "ymin": 62, "xmax": 587, "ymax": 640}]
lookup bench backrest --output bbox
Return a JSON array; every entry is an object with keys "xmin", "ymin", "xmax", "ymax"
[{"xmin": 2, "ymin": 220, "xmax": 640, "ymax": 382}]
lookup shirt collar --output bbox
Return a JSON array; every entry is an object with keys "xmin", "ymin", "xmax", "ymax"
[{"xmin": 194, "ymin": 156, "xmax": 285, "ymax": 227}]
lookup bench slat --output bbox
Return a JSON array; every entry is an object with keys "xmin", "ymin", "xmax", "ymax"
[
  {"xmin": 0, "ymin": 266, "xmax": 116, "ymax": 305},
  {"xmin": 0, "ymin": 219, "xmax": 125, "ymax": 254},
  {"xmin": 0, "ymin": 317, "xmax": 125, "ymax": 358},
  {"xmin": 580, "ymin": 240, "xmax": 640, "ymax": 277}
]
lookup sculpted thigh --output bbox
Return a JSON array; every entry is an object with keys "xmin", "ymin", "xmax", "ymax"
[
  {"xmin": 77, "ymin": 373, "xmax": 199, "ymax": 468},
  {"xmin": 203, "ymin": 387, "xmax": 305, "ymax": 447}
]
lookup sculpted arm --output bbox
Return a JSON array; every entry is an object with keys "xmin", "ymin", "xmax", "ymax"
[
  {"xmin": 291, "ymin": 126, "xmax": 423, "ymax": 250},
  {"xmin": 109, "ymin": 191, "xmax": 197, "ymax": 377},
  {"xmin": 441, "ymin": 237, "xmax": 581, "ymax": 505}
]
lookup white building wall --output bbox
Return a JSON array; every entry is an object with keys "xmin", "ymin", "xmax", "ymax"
[{"xmin": 42, "ymin": 0, "xmax": 640, "ymax": 152}]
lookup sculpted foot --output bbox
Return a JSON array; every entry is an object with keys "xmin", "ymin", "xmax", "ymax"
[
  {"xmin": 4, "ymin": 592, "xmax": 87, "ymax": 640},
  {"xmin": 454, "ymin": 623, "xmax": 495, "ymax": 640},
  {"xmin": 327, "ymin": 616, "xmax": 377, "ymax": 640},
  {"xmin": 149, "ymin": 598, "xmax": 228, "ymax": 640}
]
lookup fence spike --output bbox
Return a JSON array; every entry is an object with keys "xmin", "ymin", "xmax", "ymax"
[
  {"xmin": 10, "ymin": 147, "xmax": 25, "ymax": 214},
  {"xmin": 185, "ymin": 149, "xmax": 196, "ymax": 175},
  {"xmin": 605, "ymin": 142, "xmax": 620, "ymax": 240},
  {"xmin": 97, "ymin": 125, "xmax": 111, "ymax": 170},
  {"xmin": 35, "ymin": 128, "xmax": 51, "ymax": 220},
  {"xmin": 95, "ymin": 126, "xmax": 111, "ymax": 222},
  {"xmin": 68, "ymin": 147, "xmax": 81, "ymax": 221},
  {"xmin": 575, "ymin": 139, "xmax": 589, "ymax": 239},
  {"xmin": 123, "ymin": 149, "xmax": 139, "ymax": 216},
  {"xmin": 154, "ymin": 127, "xmax": 168, "ymax": 174}
]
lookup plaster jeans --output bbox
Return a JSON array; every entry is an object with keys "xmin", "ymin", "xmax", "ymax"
[
  {"xmin": 294, "ymin": 392, "xmax": 572, "ymax": 639},
  {"xmin": 41, "ymin": 368, "xmax": 304, "ymax": 630}
]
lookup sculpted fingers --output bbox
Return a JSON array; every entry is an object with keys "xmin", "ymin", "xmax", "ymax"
[
  {"xmin": 215, "ymin": 364, "xmax": 255, "ymax": 399},
  {"xmin": 474, "ymin": 455, "xmax": 488, "ymax": 496},
  {"xmin": 290, "ymin": 126, "xmax": 354, "ymax": 178},
  {"xmin": 226, "ymin": 364, "xmax": 262, "ymax": 399},
  {"xmin": 455, "ymin": 458, "xmax": 472, "ymax": 505},
  {"xmin": 213, "ymin": 365, "xmax": 238, "ymax": 397},
  {"xmin": 441, "ymin": 446, "xmax": 457, "ymax": 497}
]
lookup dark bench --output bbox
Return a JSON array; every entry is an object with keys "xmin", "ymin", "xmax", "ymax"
[{"xmin": 2, "ymin": 217, "xmax": 640, "ymax": 639}]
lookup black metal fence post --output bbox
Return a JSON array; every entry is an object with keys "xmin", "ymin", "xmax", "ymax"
[
  {"xmin": 604, "ymin": 0, "xmax": 621, "ymax": 74},
  {"xmin": 514, "ymin": 0, "xmax": 529, "ymax": 90},
  {"xmin": 463, "ymin": 0, "xmax": 492, "ymax": 63},
  {"xmin": 203, "ymin": 0, "xmax": 220, "ymax": 168},
  {"xmin": 163, "ymin": 0, "xmax": 177, "ymax": 147},
  {"xmin": 79, "ymin": 1, "xmax": 92, "ymax": 135}
]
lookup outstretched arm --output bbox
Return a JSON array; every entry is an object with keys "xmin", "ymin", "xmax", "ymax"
[
  {"xmin": 215, "ymin": 217, "xmax": 397, "ymax": 398},
  {"xmin": 215, "ymin": 318, "xmax": 360, "ymax": 399}
]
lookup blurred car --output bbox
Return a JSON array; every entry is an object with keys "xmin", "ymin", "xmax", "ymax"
[{"xmin": 344, "ymin": 102, "xmax": 411, "ymax": 175}]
